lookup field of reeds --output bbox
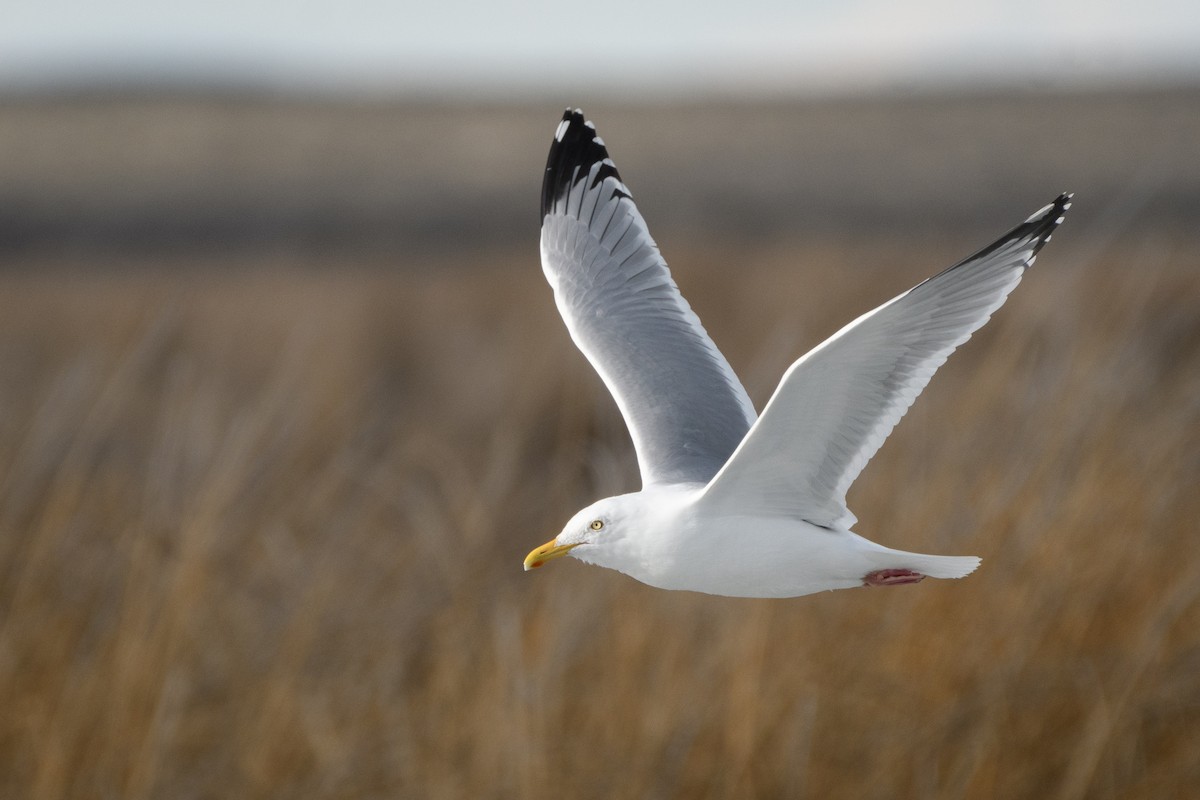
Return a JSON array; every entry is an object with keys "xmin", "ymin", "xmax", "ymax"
[{"xmin": 0, "ymin": 90, "xmax": 1197, "ymax": 799}]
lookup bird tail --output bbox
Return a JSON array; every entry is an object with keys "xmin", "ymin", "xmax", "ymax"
[{"xmin": 868, "ymin": 548, "xmax": 982, "ymax": 580}]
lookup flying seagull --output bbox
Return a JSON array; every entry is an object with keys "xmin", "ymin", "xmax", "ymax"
[{"xmin": 524, "ymin": 108, "xmax": 1070, "ymax": 598}]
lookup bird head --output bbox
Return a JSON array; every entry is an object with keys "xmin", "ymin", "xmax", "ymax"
[{"xmin": 523, "ymin": 495, "xmax": 633, "ymax": 571}]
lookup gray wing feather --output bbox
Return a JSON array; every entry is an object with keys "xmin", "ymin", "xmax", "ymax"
[
  {"xmin": 699, "ymin": 194, "xmax": 1072, "ymax": 528},
  {"xmin": 541, "ymin": 110, "xmax": 756, "ymax": 487}
]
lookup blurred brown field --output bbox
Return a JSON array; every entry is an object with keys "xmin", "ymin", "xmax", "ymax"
[{"xmin": 0, "ymin": 90, "xmax": 1198, "ymax": 799}]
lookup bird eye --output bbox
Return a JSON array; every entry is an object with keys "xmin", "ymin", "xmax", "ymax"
[{"xmin": 589, "ymin": 519, "xmax": 604, "ymax": 531}]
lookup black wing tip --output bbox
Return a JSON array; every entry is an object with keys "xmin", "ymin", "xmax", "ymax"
[
  {"xmin": 967, "ymin": 192, "xmax": 1073, "ymax": 266},
  {"xmin": 1022, "ymin": 192, "xmax": 1073, "ymax": 257},
  {"xmin": 1034, "ymin": 192, "xmax": 1073, "ymax": 221},
  {"xmin": 541, "ymin": 108, "xmax": 625, "ymax": 220},
  {"xmin": 929, "ymin": 192, "xmax": 1073, "ymax": 281}
]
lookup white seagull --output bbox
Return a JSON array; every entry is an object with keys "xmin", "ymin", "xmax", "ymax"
[{"xmin": 524, "ymin": 109, "xmax": 1070, "ymax": 598}]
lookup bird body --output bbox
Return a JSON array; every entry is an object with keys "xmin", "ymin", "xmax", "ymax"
[
  {"xmin": 524, "ymin": 108, "xmax": 1070, "ymax": 598},
  {"xmin": 538, "ymin": 485, "xmax": 980, "ymax": 598}
]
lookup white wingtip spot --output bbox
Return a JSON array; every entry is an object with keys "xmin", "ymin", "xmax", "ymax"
[
  {"xmin": 594, "ymin": 136, "xmax": 605, "ymax": 146},
  {"xmin": 584, "ymin": 121, "xmax": 596, "ymax": 130}
]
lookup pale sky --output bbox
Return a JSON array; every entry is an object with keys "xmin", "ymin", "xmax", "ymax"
[{"xmin": 2, "ymin": 0, "xmax": 1198, "ymax": 94}]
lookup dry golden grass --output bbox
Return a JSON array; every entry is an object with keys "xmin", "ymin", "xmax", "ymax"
[{"xmin": 0, "ymin": 225, "xmax": 1197, "ymax": 799}]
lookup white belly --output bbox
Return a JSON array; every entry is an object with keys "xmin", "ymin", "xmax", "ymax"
[{"xmin": 626, "ymin": 516, "xmax": 887, "ymax": 598}]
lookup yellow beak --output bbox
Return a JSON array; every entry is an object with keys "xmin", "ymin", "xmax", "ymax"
[{"xmin": 523, "ymin": 539, "xmax": 581, "ymax": 571}]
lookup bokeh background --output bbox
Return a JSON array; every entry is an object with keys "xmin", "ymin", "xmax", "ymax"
[{"xmin": 2, "ymin": 2, "xmax": 1199, "ymax": 798}]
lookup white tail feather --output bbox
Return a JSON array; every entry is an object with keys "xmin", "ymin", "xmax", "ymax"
[{"xmin": 868, "ymin": 550, "xmax": 982, "ymax": 580}]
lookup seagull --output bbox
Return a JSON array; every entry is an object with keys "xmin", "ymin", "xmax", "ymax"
[{"xmin": 523, "ymin": 108, "xmax": 1070, "ymax": 598}]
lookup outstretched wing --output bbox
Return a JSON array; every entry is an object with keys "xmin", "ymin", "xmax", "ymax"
[
  {"xmin": 540, "ymin": 109, "xmax": 756, "ymax": 488},
  {"xmin": 699, "ymin": 194, "xmax": 1072, "ymax": 528}
]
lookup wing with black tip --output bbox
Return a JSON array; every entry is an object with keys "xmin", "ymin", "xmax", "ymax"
[
  {"xmin": 540, "ymin": 109, "xmax": 757, "ymax": 487},
  {"xmin": 700, "ymin": 194, "xmax": 1073, "ymax": 528}
]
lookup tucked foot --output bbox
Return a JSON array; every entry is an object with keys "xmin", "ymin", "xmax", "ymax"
[{"xmin": 863, "ymin": 569, "xmax": 926, "ymax": 587}]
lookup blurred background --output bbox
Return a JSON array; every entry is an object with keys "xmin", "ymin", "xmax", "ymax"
[{"xmin": 1, "ymin": 2, "xmax": 1198, "ymax": 798}]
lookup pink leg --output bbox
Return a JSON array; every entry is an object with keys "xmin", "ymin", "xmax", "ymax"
[{"xmin": 863, "ymin": 569, "xmax": 926, "ymax": 587}]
